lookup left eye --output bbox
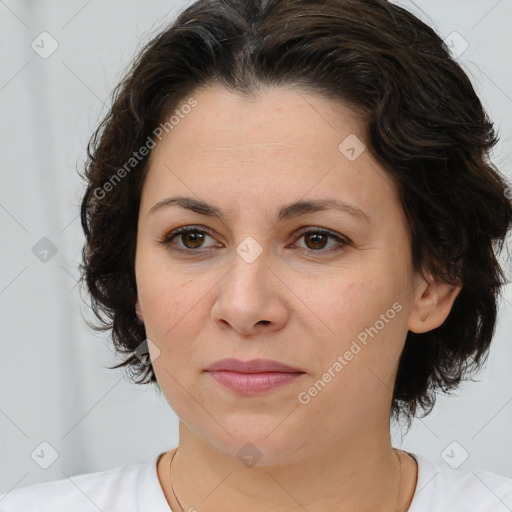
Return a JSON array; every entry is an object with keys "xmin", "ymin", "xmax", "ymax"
[
  {"xmin": 292, "ymin": 228, "xmax": 347, "ymax": 252},
  {"xmin": 159, "ymin": 226, "xmax": 349, "ymax": 254}
]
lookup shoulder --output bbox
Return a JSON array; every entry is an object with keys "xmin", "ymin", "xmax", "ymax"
[
  {"xmin": 0, "ymin": 460, "xmax": 144, "ymax": 512},
  {"xmin": 408, "ymin": 451, "xmax": 512, "ymax": 512}
]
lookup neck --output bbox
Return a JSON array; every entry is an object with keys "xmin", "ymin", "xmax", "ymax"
[{"xmin": 160, "ymin": 422, "xmax": 411, "ymax": 512}]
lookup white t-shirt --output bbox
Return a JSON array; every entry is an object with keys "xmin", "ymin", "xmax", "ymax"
[{"xmin": 1, "ymin": 450, "xmax": 512, "ymax": 511}]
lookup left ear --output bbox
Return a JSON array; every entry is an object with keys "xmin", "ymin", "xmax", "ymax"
[
  {"xmin": 135, "ymin": 297, "xmax": 144, "ymax": 323},
  {"xmin": 408, "ymin": 271, "xmax": 462, "ymax": 334}
]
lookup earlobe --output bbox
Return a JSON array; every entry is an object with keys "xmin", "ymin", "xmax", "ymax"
[
  {"xmin": 408, "ymin": 274, "xmax": 462, "ymax": 334},
  {"xmin": 135, "ymin": 298, "xmax": 144, "ymax": 323}
]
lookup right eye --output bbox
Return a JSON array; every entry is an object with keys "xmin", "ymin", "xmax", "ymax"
[{"xmin": 157, "ymin": 226, "xmax": 222, "ymax": 254}]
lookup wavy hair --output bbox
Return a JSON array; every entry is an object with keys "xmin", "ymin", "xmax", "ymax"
[{"xmin": 79, "ymin": 0, "xmax": 512, "ymax": 426}]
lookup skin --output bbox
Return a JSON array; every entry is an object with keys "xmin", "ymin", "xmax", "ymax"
[{"xmin": 134, "ymin": 83, "xmax": 461, "ymax": 511}]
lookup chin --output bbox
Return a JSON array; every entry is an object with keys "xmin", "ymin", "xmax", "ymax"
[{"xmin": 202, "ymin": 424, "xmax": 308, "ymax": 467}]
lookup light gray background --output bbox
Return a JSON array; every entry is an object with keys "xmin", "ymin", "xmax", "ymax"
[{"xmin": 1, "ymin": 0, "xmax": 511, "ymax": 494}]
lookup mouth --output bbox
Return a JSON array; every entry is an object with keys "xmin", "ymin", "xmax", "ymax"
[
  {"xmin": 204, "ymin": 358, "xmax": 304, "ymax": 373},
  {"xmin": 204, "ymin": 358, "xmax": 306, "ymax": 395}
]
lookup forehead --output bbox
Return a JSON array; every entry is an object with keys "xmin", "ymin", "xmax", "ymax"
[
  {"xmin": 153, "ymin": 83, "xmax": 365, "ymax": 160},
  {"xmin": 142, "ymin": 83, "xmax": 399, "ymax": 221}
]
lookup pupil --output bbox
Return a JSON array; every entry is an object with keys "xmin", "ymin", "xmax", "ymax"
[
  {"xmin": 306, "ymin": 233, "xmax": 327, "ymax": 249},
  {"xmin": 183, "ymin": 232, "xmax": 204, "ymax": 248}
]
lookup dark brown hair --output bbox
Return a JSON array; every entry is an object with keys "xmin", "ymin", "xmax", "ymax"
[{"xmin": 79, "ymin": 0, "xmax": 512, "ymax": 426}]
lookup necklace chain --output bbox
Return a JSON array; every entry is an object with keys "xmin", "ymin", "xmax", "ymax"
[
  {"xmin": 168, "ymin": 447, "xmax": 402, "ymax": 512},
  {"xmin": 169, "ymin": 448, "xmax": 186, "ymax": 512}
]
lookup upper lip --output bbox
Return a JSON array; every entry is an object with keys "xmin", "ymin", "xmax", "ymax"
[{"xmin": 204, "ymin": 358, "xmax": 304, "ymax": 373}]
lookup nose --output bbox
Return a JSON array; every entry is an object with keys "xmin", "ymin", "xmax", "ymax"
[{"xmin": 210, "ymin": 248, "xmax": 289, "ymax": 337}]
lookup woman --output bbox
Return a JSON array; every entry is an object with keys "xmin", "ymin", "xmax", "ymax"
[{"xmin": 2, "ymin": 0, "xmax": 512, "ymax": 510}]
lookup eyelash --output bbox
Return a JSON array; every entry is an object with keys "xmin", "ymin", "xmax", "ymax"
[{"xmin": 157, "ymin": 225, "xmax": 351, "ymax": 256}]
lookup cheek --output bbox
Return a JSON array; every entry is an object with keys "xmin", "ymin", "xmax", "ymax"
[
  {"xmin": 143, "ymin": 278, "xmax": 197, "ymax": 336},
  {"xmin": 135, "ymin": 258, "xmax": 198, "ymax": 347},
  {"xmin": 304, "ymin": 270, "xmax": 390, "ymax": 342},
  {"xmin": 136, "ymin": 245, "xmax": 198, "ymax": 322},
  {"xmin": 307, "ymin": 269, "xmax": 406, "ymax": 381}
]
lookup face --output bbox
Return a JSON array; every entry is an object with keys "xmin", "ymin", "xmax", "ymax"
[{"xmin": 135, "ymin": 83, "xmax": 424, "ymax": 464}]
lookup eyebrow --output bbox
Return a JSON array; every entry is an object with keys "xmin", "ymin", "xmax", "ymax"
[{"xmin": 148, "ymin": 196, "xmax": 370, "ymax": 223}]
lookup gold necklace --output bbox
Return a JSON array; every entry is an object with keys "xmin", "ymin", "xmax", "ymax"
[
  {"xmin": 169, "ymin": 448, "xmax": 186, "ymax": 512},
  {"xmin": 168, "ymin": 447, "xmax": 402, "ymax": 512}
]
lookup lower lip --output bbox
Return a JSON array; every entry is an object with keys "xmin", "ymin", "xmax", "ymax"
[{"xmin": 206, "ymin": 370, "xmax": 304, "ymax": 395}]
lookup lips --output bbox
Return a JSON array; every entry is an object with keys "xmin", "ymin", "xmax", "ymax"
[
  {"xmin": 204, "ymin": 358, "xmax": 305, "ymax": 395},
  {"xmin": 204, "ymin": 358, "xmax": 304, "ymax": 373}
]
